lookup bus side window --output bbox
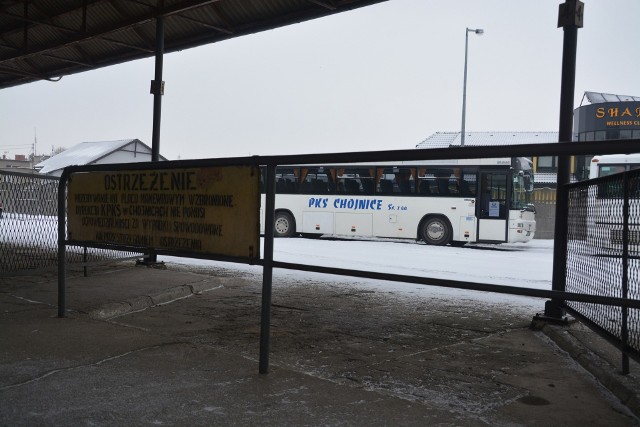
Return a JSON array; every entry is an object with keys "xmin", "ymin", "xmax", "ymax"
[
  {"xmin": 460, "ymin": 179, "xmax": 471, "ymax": 196},
  {"xmin": 396, "ymin": 169, "xmax": 413, "ymax": 194},
  {"xmin": 361, "ymin": 178, "xmax": 374, "ymax": 195},
  {"xmin": 436, "ymin": 178, "xmax": 449, "ymax": 195},
  {"xmin": 344, "ymin": 179, "xmax": 360, "ymax": 195},
  {"xmin": 398, "ymin": 179, "xmax": 411, "ymax": 194},
  {"xmin": 286, "ymin": 179, "xmax": 297, "ymax": 193},
  {"xmin": 299, "ymin": 179, "xmax": 313, "ymax": 193},
  {"xmin": 313, "ymin": 180, "xmax": 329, "ymax": 193},
  {"xmin": 418, "ymin": 180, "xmax": 431, "ymax": 196},
  {"xmin": 448, "ymin": 178, "xmax": 460, "ymax": 195},
  {"xmin": 379, "ymin": 179, "xmax": 394, "ymax": 194},
  {"xmin": 275, "ymin": 168, "xmax": 299, "ymax": 194},
  {"xmin": 276, "ymin": 178, "xmax": 296, "ymax": 194}
]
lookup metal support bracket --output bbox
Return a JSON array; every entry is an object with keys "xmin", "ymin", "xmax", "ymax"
[{"xmin": 150, "ymin": 79, "xmax": 165, "ymax": 95}]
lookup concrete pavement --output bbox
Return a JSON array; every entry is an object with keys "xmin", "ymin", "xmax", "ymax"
[{"xmin": 1, "ymin": 261, "xmax": 639, "ymax": 426}]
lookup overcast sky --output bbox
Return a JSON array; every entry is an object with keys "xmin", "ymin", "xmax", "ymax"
[{"xmin": 1, "ymin": 0, "xmax": 638, "ymax": 161}]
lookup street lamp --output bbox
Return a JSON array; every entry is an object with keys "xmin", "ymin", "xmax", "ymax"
[{"xmin": 461, "ymin": 27, "xmax": 484, "ymax": 147}]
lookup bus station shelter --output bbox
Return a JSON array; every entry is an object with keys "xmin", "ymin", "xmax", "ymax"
[{"xmin": 0, "ymin": 0, "xmax": 386, "ymax": 160}]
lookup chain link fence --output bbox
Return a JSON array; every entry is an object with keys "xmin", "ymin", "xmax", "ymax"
[
  {"xmin": 565, "ymin": 169, "xmax": 640, "ymax": 361},
  {"xmin": 1, "ymin": 170, "xmax": 141, "ymax": 275}
]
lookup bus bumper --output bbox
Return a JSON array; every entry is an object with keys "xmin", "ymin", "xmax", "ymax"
[{"xmin": 508, "ymin": 212, "xmax": 536, "ymax": 243}]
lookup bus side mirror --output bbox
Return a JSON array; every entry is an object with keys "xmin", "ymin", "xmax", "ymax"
[{"xmin": 521, "ymin": 203, "xmax": 536, "ymax": 213}]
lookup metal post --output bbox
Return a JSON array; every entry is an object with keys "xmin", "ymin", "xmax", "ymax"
[
  {"xmin": 622, "ymin": 172, "xmax": 630, "ymax": 374},
  {"xmin": 151, "ymin": 16, "xmax": 164, "ymax": 162},
  {"xmin": 259, "ymin": 164, "xmax": 276, "ymax": 374},
  {"xmin": 143, "ymin": 16, "xmax": 165, "ymax": 265},
  {"xmin": 57, "ymin": 172, "xmax": 68, "ymax": 318},
  {"xmin": 83, "ymin": 246, "xmax": 88, "ymax": 277},
  {"xmin": 547, "ymin": 0, "xmax": 583, "ymax": 319},
  {"xmin": 461, "ymin": 29, "xmax": 470, "ymax": 147},
  {"xmin": 461, "ymin": 27, "xmax": 483, "ymax": 147}
]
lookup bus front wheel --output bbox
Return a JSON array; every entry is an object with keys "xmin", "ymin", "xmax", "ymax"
[
  {"xmin": 274, "ymin": 211, "xmax": 296, "ymax": 237},
  {"xmin": 420, "ymin": 217, "xmax": 451, "ymax": 246}
]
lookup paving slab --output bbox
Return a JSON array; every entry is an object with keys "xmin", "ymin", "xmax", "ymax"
[{"xmin": 1, "ymin": 263, "xmax": 639, "ymax": 426}]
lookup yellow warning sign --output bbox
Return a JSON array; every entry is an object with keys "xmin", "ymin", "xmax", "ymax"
[{"xmin": 67, "ymin": 166, "xmax": 260, "ymax": 259}]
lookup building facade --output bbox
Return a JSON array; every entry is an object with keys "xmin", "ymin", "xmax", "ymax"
[
  {"xmin": 418, "ymin": 91, "xmax": 640, "ymax": 188},
  {"xmin": 572, "ymin": 91, "xmax": 640, "ymax": 180},
  {"xmin": 1, "ymin": 154, "xmax": 50, "ymax": 174}
]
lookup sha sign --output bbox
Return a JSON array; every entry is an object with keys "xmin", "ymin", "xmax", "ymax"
[
  {"xmin": 594, "ymin": 102, "xmax": 640, "ymax": 128},
  {"xmin": 576, "ymin": 102, "xmax": 640, "ymax": 132}
]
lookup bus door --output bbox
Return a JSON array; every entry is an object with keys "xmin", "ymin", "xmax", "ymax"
[{"xmin": 477, "ymin": 171, "xmax": 510, "ymax": 242}]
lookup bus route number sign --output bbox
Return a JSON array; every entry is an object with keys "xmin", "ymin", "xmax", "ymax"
[{"xmin": 67, "ymin": 165, "xmax": 260, "ymax": 260}]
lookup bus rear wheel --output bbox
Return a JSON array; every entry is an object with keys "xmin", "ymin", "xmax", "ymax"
[
  {"xmin": 274, "ymin": 211, "xmax": 296, "ymax": 237},
  {"xmin": 420, "ymin": 217, "xmax": 451, "ymax": 246}
]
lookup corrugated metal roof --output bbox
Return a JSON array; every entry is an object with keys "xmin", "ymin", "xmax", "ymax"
[
  {"xmin": 534, "ymin": 172, "xmax": 577, "ymax": 185},
  {"xmin": 416, "ymin": 132, "xmax": 560, "ymax": 149},
  {"xmin": 535, "ymin": 172, "xmax": 557, "ymax": 184},
  {"xmin": 35, "ymin": 139, "xmax": 161, "ymax": 174},
  {"xmin": 0, "ymin": 0, "xmax": 387, "ymax": 90}
]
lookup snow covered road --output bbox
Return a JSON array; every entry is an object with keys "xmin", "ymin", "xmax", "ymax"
[{"xmin": 160, "ymin": 237, "xmax": 554, "ymax": 311}]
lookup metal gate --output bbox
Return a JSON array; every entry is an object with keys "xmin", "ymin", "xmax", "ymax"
[{"xmin": 565, "ymin": 168, "xmax": 640, "ymax": 371}]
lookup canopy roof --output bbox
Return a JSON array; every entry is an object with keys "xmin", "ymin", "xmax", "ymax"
[{"xmin": 0, "ymin": 0, "xmax": 385, "ymax": 90}]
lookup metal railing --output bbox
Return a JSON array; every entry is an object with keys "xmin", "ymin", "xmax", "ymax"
[
  {"xmin": 565, "ymin": 168, "xmax": 640, "ymax": 373},
  {"xmin": 53, "ymin": 138, "xmax": 640, "ymax": 374},
  {"xmin": 0, "ymin": 170, "xmax": 141, "ymax": 275}
]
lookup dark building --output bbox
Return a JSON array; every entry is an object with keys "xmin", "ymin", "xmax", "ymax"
[{"xmin": 573, "ymin": 91, "xmax": 640, "ymax": 180}]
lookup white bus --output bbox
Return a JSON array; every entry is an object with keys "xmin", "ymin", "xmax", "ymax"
[
  {"xmin": 260, "ymin": 157, "xmax": 536, "ymax": 246},
  {"xmin": 589, "ymin": 153, "xmax": 640, "ymax": 179},
  {"xmin": 586, "ymin": 154, "xmax": 640, "ymax": 251}
]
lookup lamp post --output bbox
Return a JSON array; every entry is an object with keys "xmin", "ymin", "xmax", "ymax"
[{"xmin": 461, "ymin": 27, "xmax": 484, "ymax": 147}]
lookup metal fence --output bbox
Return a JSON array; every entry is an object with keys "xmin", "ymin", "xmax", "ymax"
[
  {"xmin": 52, "ymin": 139, "xmax": 640, "ymax": 375},
  {"xmin": 5, "ymin": 139, "xmax": 640, "ymax": 375},
  {"xmin": 565, "ymin": 168, "xmax": 640, "ymax": 370},
  {"xmin": 532, "ymin": 187, "xmax": 557, "ymax": 203},
  {"xmin": 0, "ymin": 170, "xmax": 141, "ymax": 275}
]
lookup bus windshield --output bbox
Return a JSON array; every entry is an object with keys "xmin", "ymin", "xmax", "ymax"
[
  {"xmin": 511, "ymin": 158, "xmax": 534, "ymax": 210},
  {"xmin": 590, "ymin": 154, "xmax": 640, "ymax": 179}
]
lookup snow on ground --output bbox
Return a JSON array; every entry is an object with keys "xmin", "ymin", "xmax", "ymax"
[
  {"xmin": 160, "ymin": 237, "xmax": 554, "ymax": 312},
  {"xmin": 0, "ymin": 213, "xmax": 59, "ymax": 246},
  {"xmin": 0, "ymin": 211, "xmax": 554, "ymax": 311}
]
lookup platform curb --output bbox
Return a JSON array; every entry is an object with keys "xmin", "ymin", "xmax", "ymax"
[
  {"xmin": 87, "ymin": 279, "xmax": 223, "ymax": 320},
  {"xmin": 540, "ymin": 323, "xmax": 640, "ymax": 418}
]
